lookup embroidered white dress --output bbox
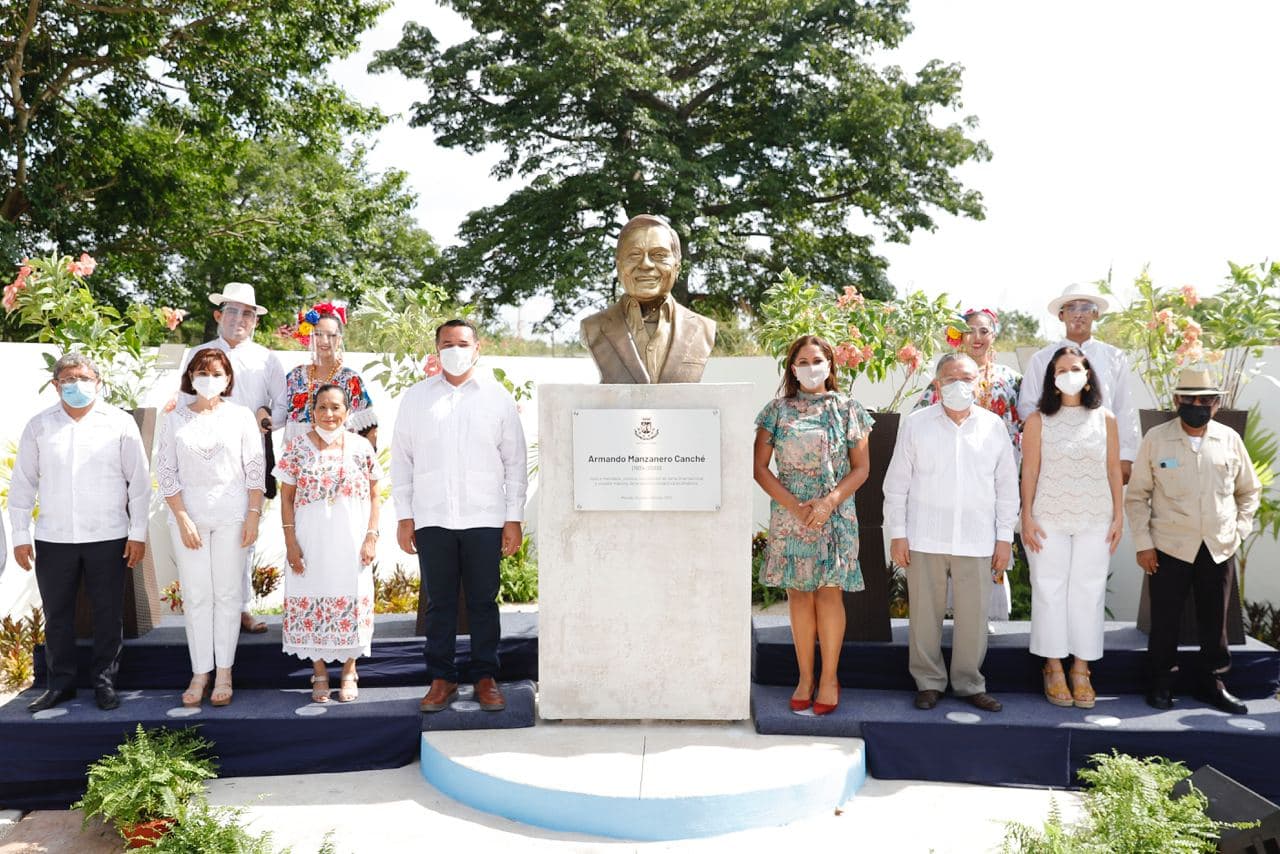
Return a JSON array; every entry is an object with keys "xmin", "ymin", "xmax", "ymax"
[
  {"xmin": 273, "ymin": 433, "xmax": 383, "ymax": 662},
  {"xmin": 156, "ymin": 402, "xmax": 266, "ymax": 526}
]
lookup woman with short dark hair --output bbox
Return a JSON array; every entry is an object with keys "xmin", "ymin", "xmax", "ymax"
[
  {"xmin": 157, "ymin": 347, "xmax": 265, "ymax": 708},
  {"xmin": 1020, "ymin": 346, "xmax": 1124, "ymax": 708}
]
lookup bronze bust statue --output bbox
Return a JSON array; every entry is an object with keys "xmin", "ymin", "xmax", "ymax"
[{"xmin": 580, "ymin": 214, "xmax": 716, "ymax": 383}]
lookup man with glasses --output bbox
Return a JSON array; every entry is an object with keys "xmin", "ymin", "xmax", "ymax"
[
  {"xmin": 1017, "ymin": 285, "xmax": 1140, "ymax": 483},
  {"xmin": 1126, "ymin": 367, "xmax": 1259, "ymax": 713},
  {"xmin": 9, "ymin": 353, "xmax": 151, "ymax": 712},
  {"xmin": 180, "ymin": 282, "xmax": 286, "ymax": 633}
]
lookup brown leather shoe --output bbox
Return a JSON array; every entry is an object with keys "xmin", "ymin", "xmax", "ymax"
[
  {"xmin": 474, "ymin": 677, "xmax": 506, "ymax": 711},
  {"xmin": 959, "ymin": 692, "xmax": 1003, "ymax": 712},
  {"xmin": 914, "ymin": 689, "xmax": 942, "ymax": 710},
  {"xmin": 419, "ymin": 679, "xmax": 458, "ymax": 713}
]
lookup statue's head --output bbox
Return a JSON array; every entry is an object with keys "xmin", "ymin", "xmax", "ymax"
[{"xmin": 616, "ymin": 214, "xmax": 681, "ymax": 302}]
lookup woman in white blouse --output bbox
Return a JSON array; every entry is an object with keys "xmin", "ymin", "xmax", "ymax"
[{"xmin": 157, "ymin": 348, "xmax": 266, "ymax": 707}]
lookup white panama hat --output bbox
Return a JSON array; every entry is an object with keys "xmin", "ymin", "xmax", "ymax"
[
  {"xmin": 1046, "ymin": 284, "xmax": 1110, "ymax": 316},
  {"xmin": 208, "ymin": 281, "xmax": 267, "ymax": 315}
]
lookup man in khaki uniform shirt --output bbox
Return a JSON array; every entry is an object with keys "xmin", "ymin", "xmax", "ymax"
[{"xmin": 1126, "ymin": 368, "xmax": 1260, "ymax": 714}]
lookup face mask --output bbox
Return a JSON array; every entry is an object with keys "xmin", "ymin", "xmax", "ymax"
[
  {"xmin": 1178, "ymin": 403, "xmax": 1212, "ymax": 429},
  {"xmin": 438, "ymin": 346, "xmax": 475, "ymax": 377},
  {"xmin": 793, "ymin": 362, "xmax": 830, "ymax": 391},
  {"xmin": 1054, "ymin": 371, "xmax": 1087, "ymax": 396},
  {"xmin": 314, "ymin": 426, "xmax": 345, "ymax": 444},
  {"xmin": 192, "ymin": 375, "xmax": 228, "ymax": 400},
  {"xmin": 940, "ymin": 379, "xmax": 976, "ymax": 410},
  {"xmin": 60, "ymin": 380, "xmax": 98, "ymax": 408}
]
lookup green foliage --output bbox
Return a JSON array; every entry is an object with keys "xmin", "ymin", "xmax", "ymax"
[
  {"xmin": 348, "ymin": 284, "xmax": 467, "ymax": 397},
  {"xmin": 750, "ymin": 531, "xmax": 785, "ymax": 608},
  {"xmin": 251, "ymin": 552, "xmax": 283, "ymax": 602},
  {"xmin": 74, "ymin": 725, "xmax": 217, "ymax": 834},
  {"xmin": 757, "ymin": 269, "xmax": 958, "ymax": 411},
  {"xmin": 995, "ymin": 310, "xmax": 1046, "ymax": 349},
  {"xmin": 1243, "ymin": 600, "xmax": 1280, "ymax": 648},
  {"xmin": 499, "ymin": 536, "xmax": 539, "ymax": 604},
  {"xmin": 1003, "ymin": 751, "xmax": 1253, "ymax": 853},
  {"xmin": 373, "ymin": 563, "xmax": 421, "ymax": 615},
  {"xmin": 373, "ymin": 0, "xmax": 989, "ymax": 323},
  {"xmin": 2, "ymin": 1, "xmax": 389, "ymax": 312},
  {"xmin": 0, "ymin": 607, "xmax": 44, "ymax": 692},
  {"xmin": 1200, "ymin": 262, "xmax": 1280, "ymax": 405},
  {"xmin": 150, "ymin": 801, "xmax": 277, "ymax": 854},
  {"xmin": 3, "ymin": 253, "xmax": 184, "ymax": 406},
  {"xmin": 1239, "ymin": 407, "xmax": 1280, "ymax": 601}
]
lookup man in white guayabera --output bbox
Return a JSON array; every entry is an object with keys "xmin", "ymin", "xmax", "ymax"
[{"xmin": 392, "ymin": 319, "xmax": 528, "ymax": 715}]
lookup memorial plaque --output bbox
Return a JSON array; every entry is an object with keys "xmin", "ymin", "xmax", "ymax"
[{"xmin": 572, "ymin": 408, "xmax": 720, "ymax": 511}]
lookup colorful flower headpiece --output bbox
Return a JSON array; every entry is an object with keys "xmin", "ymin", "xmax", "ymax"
[
  {"xmin": 945, "ymin": 307, "xmax": 1001, "ymax": 347},
  {"xmin": 293, "ymin": 301, "xmax": 348, "ymax": 346}
]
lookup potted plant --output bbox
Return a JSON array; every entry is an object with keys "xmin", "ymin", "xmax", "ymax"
[
  {"xmin": 74, "ymin": 724, "xmax": 217, "ymax": 848},
  {"xmin": 758, "ymin": 270, "xmax": 958, "ymax": 640}
]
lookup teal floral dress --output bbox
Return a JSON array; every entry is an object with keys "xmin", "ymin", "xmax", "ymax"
[{"xmin": 755, "ymin": 392, "xmax": 874, "ymax": 592}]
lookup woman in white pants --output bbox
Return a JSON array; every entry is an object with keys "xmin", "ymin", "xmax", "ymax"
[
  {"xmin": 1020, "ymin": 346, "xmax": 1124, "ymax": 708},
  {"xmin": 157, "ymin": 348, "xmax": 265, "ymax": 707}
]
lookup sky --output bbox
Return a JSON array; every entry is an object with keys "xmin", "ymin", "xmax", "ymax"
[{"xmin": 327, "ymin": 1, "xmax": 1280, "ymax": 339}]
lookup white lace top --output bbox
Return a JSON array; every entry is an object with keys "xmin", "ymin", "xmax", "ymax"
[
  {"xmin": 1031, "ymin": 405, "xmax": 1113, "ymax": 533},
  {"xmin": 156, "ymin": 402, "xmax": 266, "ymax": 527}
]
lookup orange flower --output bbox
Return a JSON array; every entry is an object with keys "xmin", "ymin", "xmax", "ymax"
[
  {"xmin": 1180, "ymin": 285, "xmax": 1200, "ymax": 307},
  {"xmin": 897, "ymin": 344, "xmax": 922, "ymax": 372},
  {"xmin": 67, "ymin": 253, "xmax": 97, "ymax": 277},
  {"xmin": 160, "ymin": 307, "xmax": 187, "ymax": 331},
  {"xmin": 424, "ymin": 354, "xmax": 443, "ymax": 377},
  {"xmin": 1181, "ymin": 319, "xmax": 1202, "ymax": 342},
  {"xmin": 836, "ymin": 286, "xmax": 865, "ymax": 309},
  {"xmin": 945, "ymin": 325, "xmax": 966, "ymax": 348}
]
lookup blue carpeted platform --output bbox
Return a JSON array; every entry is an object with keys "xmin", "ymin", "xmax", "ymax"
[
  {"xmin": 0, "ymin": 679, "xmax": 536, "ymax": 810},
  {"xmin": 33, "ymin": 612, "xmax": 539, "ymax": 690},
  {"xmin": 752, "ymin": 683, "xmax": 1280, "ymax": 802},
  {"xmin": 752, "ymin": 617, "xmax": 1280, "ymax": 698}
]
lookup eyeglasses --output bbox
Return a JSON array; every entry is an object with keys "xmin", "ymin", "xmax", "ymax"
[
  {"xmin": 1062, "ymin": 302, "xmax": 1097, "ymax": 316},
  {"xmin": 55, "ymin": 375, "xmax": 96, "ymax": 387}
]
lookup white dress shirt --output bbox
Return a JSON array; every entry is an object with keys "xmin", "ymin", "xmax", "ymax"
[
  {"xmin": 156, "ymin": 402, "xmax": 266, "ymax": 527},
  {"xmin": 9, "ymin": 402, "xmax": 151, "ymax": 547},
  {"xmin": 391, "ymin": 373, "xmax": 528, "ymax": 529},
  {"xmin": 181, "ymin": 337, "xmax": 287, "ymax": 426},
  {"xmin": 1017, "ymin": 337, "xmax": 1140, "ymax": 461},
  {"xmin": 883, "ymin": 404, "xmax": 1020, "ymax": 557}
]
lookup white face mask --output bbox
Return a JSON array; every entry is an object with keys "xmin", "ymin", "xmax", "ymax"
[
  {"xmin": 940, "ymin": 379, "xmax": 976, "ymax": 410},
  {"xmin": 1054, "ymin": 371, "xmax": 1087, "ymax": 396},
  {"xmin": 793, "ymin": 362, "xmax": 830, "ymax": 391},
  {"xmin": 438, "ymin": 346, "xmax": 475, "ymax": 377},
  {"xmin": 192, "ymin": 375, "xmax": 228, "ymax": 400},
  {"xmin": 314, "ymin": 426, "xmax": 344, "ymax": 444}
]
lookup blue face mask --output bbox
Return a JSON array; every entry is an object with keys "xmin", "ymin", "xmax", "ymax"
[{"xmin": 60, "ymin": 380, "xmax": 98, "ymax": 408}]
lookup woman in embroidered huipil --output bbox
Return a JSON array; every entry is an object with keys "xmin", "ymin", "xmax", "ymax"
[
  {"xmin": 283, "ymin": 305, "xmax": 377, "ymax": 447},
  {"xmin": 754, "ymin": 335, "xmax": 873, "ymax": 716},
  {"xmin": 157, "ymin": 348, "xmax": 265, "ymax": 708},
  {"xmin": 274, "ymin": 383, "xmax": 383, "ymax": 703},
  {"xmin": 1021, "ymin": 346, "xmax": 1124, "ymax": 709},
  {"xmin": 917, "ymin": 308, "xmax": 1023, "ymax": 622}
]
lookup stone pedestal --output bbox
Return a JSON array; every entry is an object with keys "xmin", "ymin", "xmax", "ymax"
[{"xmin": 537, "ymin": 383, "xmax": 753, "ymax": 720}]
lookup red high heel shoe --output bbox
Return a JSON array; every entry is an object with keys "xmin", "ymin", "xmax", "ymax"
[
  {"xmin": 812, "ymin": 684, "xmax": 840, "ymax": 716},
  {"xmin": 790, "ymin": 687, "xmax": 814, "ymax": 712}
]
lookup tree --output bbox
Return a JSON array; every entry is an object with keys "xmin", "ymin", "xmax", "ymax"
[
  {"xmin": 995, "ymin": 309, "xmax": 1045, "ymax": 348},
  {"xmin": 374, "ymin": 0, "xmax": 989, "ymax": 325},
  {"xmin": 1, "ymin": 0, "xmax": 388, "ymax": 304}
]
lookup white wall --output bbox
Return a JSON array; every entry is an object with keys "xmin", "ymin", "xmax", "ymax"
[{"xmin": 1, "ymin": 343, "xmax": 1277, "ymax": 621}]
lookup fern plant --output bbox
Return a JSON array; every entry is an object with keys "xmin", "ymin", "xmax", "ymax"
[
  {"xmin": 74, "ymin": 725, "xmax": 217, "ymax": 836},
  {"xmin": 150, "ymin": 801, "xmax": 276, "ymax": 853}
]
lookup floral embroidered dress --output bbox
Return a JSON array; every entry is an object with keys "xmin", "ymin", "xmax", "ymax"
[
  {"xmin": 755, "ymin": 392, "xmax": 874, "ymax": 591},
  {"xmin": 283, "ymin": 365, "xmax": 376, "ymax": 442},
  {"xmin": 273, "ymin": 433, "xmax": 384, "ymax": 662},
  {"xmin": 916, "ymin": 360, "xmax": 1023, "ymax": 457}
]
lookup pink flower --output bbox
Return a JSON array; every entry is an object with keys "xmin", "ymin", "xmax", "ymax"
[
  {"xmin": 1181, "ymin": 319, "xmax": 1202, "ymax": 342},
  {"xmin": 2, "ymin": 282, "xmax": 19, "ymax": 312},
  {"xmin": 67, "ymin": 253, "xmax": 97, "ymax": 277},
  {"xmin": 160, "ymin": 307, "xmax": 187, "ymax": 331},
  {"xmin": 860, "ymin": 344, "xmax": 875, "ymax": 362},
  {"xmin": 424, "ymin": 354, "xmax": 442, "ymax": 377},
  {"xmin": 1175, "ymin": 339, "xmax": 1205, "ymax": 365},
  {"xmin": 834, "ymin": 342, "xmax": 862, "ymax": 368},
  {"xmin": 1180, "ymin": 285, "xmax": 1200, "ymax": 307},
  {"xmin": 897, "ymin": 344, "xmax": 922, "ymax": 372},
  {"xmin": 1146, "ymin": 308, "xmax": 1176, "ymax": 334},
  {"xmin": 1206, "ymin": 349, "xmax": 1226, "ymax": 364},
  {"xmin": 836, "ymin": 286, "xmax": 865, "ymax": 309},
  {"xmin": 847, "ymin": 325, "xmax": 862, "ymax": 339}
]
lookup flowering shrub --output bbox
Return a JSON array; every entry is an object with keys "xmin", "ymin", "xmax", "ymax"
[
  {"xmin": 4, "ymin": 252, "xmax": 187, "ymax": 407},
  {"xmin": 161, "ymin": 581, "xmax": 183, "ymax": 614},
  {"xmin": 758, "ymin": 270, "xmax": 959, "ymax": 411},
  {"xmin": 1099, "ymin": 262, "xmax": 1280, "ymax": 409}
]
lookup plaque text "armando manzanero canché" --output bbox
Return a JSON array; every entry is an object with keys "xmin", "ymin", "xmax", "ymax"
[{"xmin": 586, "ymin": 454, "xmax": 709, "ymax": 464}]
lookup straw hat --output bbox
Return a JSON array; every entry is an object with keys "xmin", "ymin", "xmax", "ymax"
[
  {"xmin": 1172, "ymin": 366, "xmax": 1222, "ymax": 396},
  {"xmin": 208, "ymin": 282, "xmax": 267, "ymax": 315},
  {"xmin": 1046, "ymin": 284, "xmax": 1110, "ymax": 316}
]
